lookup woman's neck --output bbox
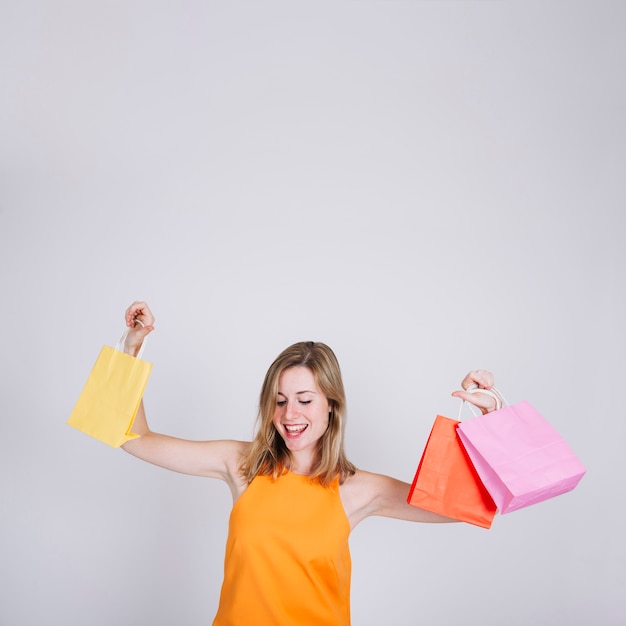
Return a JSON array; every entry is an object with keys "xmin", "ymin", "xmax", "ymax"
[{"xmin": 287, "ymin": 450, "xmax": 317, "ymax": 476}]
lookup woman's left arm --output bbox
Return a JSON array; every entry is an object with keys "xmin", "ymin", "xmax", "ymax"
[
  {"xmin": 342, "ymin": 370, "xmax": 500, "ymax": 528},
  {"xmin": 342, "ymin": 471, "xmax": 459, "ymax": 528}
]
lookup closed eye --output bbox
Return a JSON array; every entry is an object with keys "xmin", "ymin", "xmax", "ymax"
[
  {"xmin": 299, "ymin": 400, "xmax": 311, "ymax": 405},
  {"xmin": 276, "ymin": 400, "xmax": 286, "ymax": 407}
]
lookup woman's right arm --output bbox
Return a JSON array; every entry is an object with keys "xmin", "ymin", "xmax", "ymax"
[
  {"xmin": 122, "ymin": 402, "xmax": 248, "ymax": 483},
  {"xmin": 119, "ymin": 302, "xmax": 248, "ymax": 495}
]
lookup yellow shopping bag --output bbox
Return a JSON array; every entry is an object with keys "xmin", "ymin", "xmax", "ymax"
[{"xmin": 67, "ymin": 330, "xmax": 152, "ymax": 447}]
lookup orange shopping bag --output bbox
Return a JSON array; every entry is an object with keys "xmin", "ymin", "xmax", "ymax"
[{"xmin": 407, "ymin": 414, "xmax": 497, "ymax": 529}]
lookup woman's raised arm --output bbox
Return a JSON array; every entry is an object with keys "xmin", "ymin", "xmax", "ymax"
[
  {"xmin": 340, "ymin": 370, "xmax": 500, "ymax": 528},
  {"xmin": 119, "ymin": 301, "xmax": 249, "ymax": 499}
]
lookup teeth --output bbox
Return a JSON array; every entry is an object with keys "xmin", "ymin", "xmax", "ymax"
[{"xmin": 285, "ymin": 424, "xmax": 307, "ymax": 433}]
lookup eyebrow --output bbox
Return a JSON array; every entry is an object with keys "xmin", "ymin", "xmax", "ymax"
[{"xmin": 277, "ymin": 390, "xmax": 318, "ymax": 397}]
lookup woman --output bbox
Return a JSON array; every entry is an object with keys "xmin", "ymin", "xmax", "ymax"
[{"xmin": 121, "ymin": 301, "xmax": 499, "ymax": 626}]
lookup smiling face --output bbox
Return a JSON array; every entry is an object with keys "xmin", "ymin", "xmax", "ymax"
[{"xmin": 272, "ymin": 366, "xmax": 332, "ymax": 465}]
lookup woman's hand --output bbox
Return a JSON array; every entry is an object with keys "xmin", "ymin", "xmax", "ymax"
[
  {"xmin": 451, "ymin": 369, "xmax": 500, "ymax": 414},
  {"xmin": 123, "ymin": 301, "xmax": 155, "ymax": 356}
]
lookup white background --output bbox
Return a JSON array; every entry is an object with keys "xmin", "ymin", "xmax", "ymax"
[{"xmin": 1, "ymin": 1, "xmax": 624, "ymax": 625}]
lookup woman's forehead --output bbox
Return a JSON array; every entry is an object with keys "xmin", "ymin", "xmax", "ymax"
[{"xmin": 278, "ymin": 366, "xmax": 320, "ymax": 392}]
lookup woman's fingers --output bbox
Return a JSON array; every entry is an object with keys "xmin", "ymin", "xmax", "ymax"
[
  {"xmin": 451, "ymin": 389, "xmax": 499, "ymax": 414},
  {"xmin": 125, "ymin": 301, "xmax": 155, "ymax": 329},
  {"xmin": 460, "ymin": 369, "xmax": 494, "ymax": 391},
  {"xmin": 452, "ymin": 370, "xmax": 498, "ymax": 414},
  {"xmin": 123, "ymin": 301, "xmax": 155, "ymax": 355}
]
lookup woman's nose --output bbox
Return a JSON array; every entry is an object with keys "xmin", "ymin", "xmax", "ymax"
[{"xmin": 285, "ymin": 401, "xmax": 299, "ymax": 419}]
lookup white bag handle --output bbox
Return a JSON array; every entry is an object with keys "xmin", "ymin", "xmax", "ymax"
[
  {"xmin": 115, "ymin": 324, "xmax": 148, "ymax": 359},
  {"xmin": 457, "ymin": 385, "xmax": 508, "ymax": 420}
]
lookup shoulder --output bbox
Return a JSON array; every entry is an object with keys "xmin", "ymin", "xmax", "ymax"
[
  {"xmin": 222, "ymin": 439, "xmax": 251, "ymax": 458},
  {"xmin": 341, "ymin": 469, "xmax": 399, "ymax": 493}
]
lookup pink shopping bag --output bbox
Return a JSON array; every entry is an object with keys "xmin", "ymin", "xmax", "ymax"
[{"xmin": 456, "ymin": 400, "xmax": 586, "ymax": 514}]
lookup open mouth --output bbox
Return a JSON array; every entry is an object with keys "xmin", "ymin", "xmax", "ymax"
[{"xmin": 284, "ymin": 424, "xmax": 308, "ymax": 438}]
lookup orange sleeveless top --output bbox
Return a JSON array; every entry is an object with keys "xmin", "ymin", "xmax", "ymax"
[{"xmin": 212, "ymin": 472, "xmax": 352, "ymax": 626}]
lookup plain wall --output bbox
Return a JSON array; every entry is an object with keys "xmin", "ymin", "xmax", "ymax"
[{"xmin": 1, "ymin": 1, "xmax": 624, "ymax": 625}]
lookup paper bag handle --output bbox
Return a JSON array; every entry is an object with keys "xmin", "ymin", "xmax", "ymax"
[
  {"xmin": 457, "ymin": 386, "xmax": 507, "ymax": 420},
  {"xmin": 115, "ymin": 326, "xmax": 148, "ymax": 360}
]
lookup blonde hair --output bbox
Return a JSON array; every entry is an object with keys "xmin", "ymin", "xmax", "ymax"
[{"xmin": 240, "ymin": 341, "xmax": 357, "ymax": 487}]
